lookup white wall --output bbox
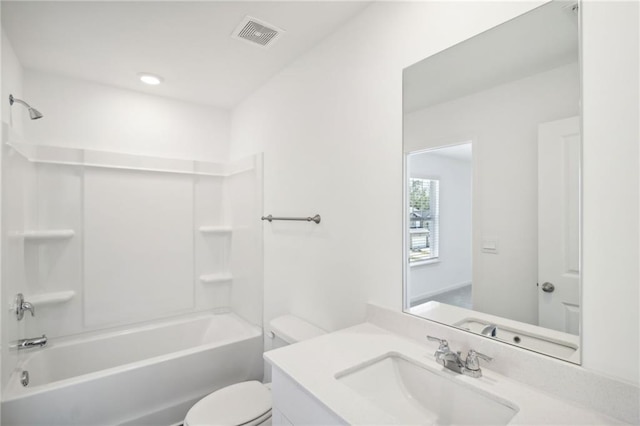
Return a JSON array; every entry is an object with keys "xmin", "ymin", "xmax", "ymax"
[
  {"xmin": 230, "ymin": 1, "xmax": 544, "ymax": 333},
  {"xmin": 2, "ymin": 30, "xmax": 24, "ymax": 134},
  {"xmin": 408, "ymin": 151, "xmax": 472, "ymax": 302},
  {"xmin": 23, "ymin": 69, "xmax": 230, "ymax": 162},
  {"xmin": 405, "ymin": 63, "xmax": 579, "ymax": 325},
  {"xmin": 231, "ymin": 1, "xmax": 639, "ymax": 385},
  {"xmin": 581, "ymin": 1, "xmax": 639, "ymax": 386}
]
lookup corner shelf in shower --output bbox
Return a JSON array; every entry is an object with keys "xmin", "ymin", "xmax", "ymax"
[
  {"xmin": 199, "ymin": 273, "xmax": 233, "ymax": 284},
  {"xmin": 199, "ymin": 226, "xmax": 233, "ymax": 234},
  {"xmin": 22, "ymin": 229, "xmax": 75, "ymax": 241},
  {"xmin": 28, "ymin": 290, "xmax": 75, "ymax": 307}
]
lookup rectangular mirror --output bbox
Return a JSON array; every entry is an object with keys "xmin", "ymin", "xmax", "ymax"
[{"xmin": 403, "ymin": 0, "xmax": 581, "ymax": 363}]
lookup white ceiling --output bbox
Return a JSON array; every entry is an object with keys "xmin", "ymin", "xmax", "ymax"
[
  {"xmin": 2, "ymin": 1, "xmax": 370, "ymax": 109},
  {"xmin": 403, "ymin": 1, "xmax": 579, "ymax": 113},
  {"xmin": 414, "ymin": 143, "xmax": 472, "ymax": 163}
]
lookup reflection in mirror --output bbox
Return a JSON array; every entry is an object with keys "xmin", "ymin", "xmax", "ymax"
[
  {"xmin": 408, "ymin": 144, "xmax": 472, "ymax": 306},
  {"xmin": 403, "ymin": 1, "xmax": 581, "ymax": 363}
]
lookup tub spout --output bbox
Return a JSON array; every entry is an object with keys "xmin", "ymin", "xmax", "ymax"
[{"xmin": 15, "ymin": 334, "xmax": 47, "ymax": 350}]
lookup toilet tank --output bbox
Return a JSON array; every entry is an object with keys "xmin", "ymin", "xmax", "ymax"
[{"xmin": 269, "ymin": 315, "xmax": 325, "ymax": 349}]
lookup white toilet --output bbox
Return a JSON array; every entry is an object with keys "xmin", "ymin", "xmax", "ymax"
[{"xmin": 184, "ymin": 315, "xmax": 326, "ymax": 426}]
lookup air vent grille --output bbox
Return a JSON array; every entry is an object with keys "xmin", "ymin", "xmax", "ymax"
[
  {"xmin": 232, "ymin": 16, "xmax": 285, "ymax": 48},
  {"xmin": 239, "ymin": 21, "xmax": 277, "ymax": 46}
]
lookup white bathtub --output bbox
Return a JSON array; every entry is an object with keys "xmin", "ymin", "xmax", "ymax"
[{"xmin": 1, "ymin": 312, "xmax": 263, "ymax": 426}]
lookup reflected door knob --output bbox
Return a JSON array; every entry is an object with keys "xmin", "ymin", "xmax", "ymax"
[{"xmin": 541, "ymin": 282, "xmax": 555, "ymax": 293}]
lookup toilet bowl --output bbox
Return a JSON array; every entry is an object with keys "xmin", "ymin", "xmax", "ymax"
[
  {"xmin": 184, "ymin": 315, "xmax": 325, "ymax": 426},
  {"xmin": 184, "ymin": 381, "xmax": 271, "ymax": 426}
]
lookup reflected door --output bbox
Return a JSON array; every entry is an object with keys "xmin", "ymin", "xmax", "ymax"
[{"xmin": 538, "ymin": 117, "xmax": 580, "ymax": 334}]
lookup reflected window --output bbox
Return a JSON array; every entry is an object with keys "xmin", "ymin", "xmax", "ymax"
[{"xmin": 409, "ymin": 178, "xmax": 439, "ymax": 262}]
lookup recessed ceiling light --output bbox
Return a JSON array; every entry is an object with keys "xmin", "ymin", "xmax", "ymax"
[{"xmin": 138, "ymin": 73, "xmax": 163, "ymax": 85}]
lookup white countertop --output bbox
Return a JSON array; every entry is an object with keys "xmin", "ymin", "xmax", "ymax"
[{"xmin": 265, "ymin": 322, "xmax": 622, "ymax": 425}]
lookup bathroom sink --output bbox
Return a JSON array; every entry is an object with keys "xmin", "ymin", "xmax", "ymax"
[
  {"xmin": 454, "ymin": 318, "xmax": 578, "ymax": 359},
  {"xmin": 335, "ymin": 353, "xmax": 518, "ymax": 425}
]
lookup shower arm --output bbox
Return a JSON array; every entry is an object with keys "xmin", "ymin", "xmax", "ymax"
[
  {"xmin": 9, "ymin": 94, "xmax": 44, "ymax": 120},
  {"xmin": 9, "ymin": 94, "xmax": 30, "ymax": 108}
]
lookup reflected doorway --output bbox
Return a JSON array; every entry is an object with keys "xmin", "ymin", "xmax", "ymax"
[{"xmin": 407, "ymin": 142, "xmax": 473, "ymax": 309}]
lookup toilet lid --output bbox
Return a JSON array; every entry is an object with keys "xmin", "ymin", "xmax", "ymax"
[{"xmin": 185, "ymin": 381, "xmax": 271, "ymax": 426}]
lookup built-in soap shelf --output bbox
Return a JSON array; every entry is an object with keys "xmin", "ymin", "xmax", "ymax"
[
  {"xmin": 22, "ymin": 229, "xmax": 75, "ymax": 241},
  {"xmin": 27, "ymin": 290, "xmax": 75, "ymax": 307},
  {"xmin": 199, "ymin": 273, "xmax": 233, "ymax": 284},
  {"xmin": 198, "ymin": 226, "xmax": 232, "ymax": 234}
]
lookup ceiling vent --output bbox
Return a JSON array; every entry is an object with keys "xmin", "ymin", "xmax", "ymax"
[{"xmin": 232, "ymin": 16, "xmax": 285, "ymax": 48}]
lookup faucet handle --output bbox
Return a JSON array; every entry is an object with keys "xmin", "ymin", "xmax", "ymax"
[
  {"xmin": 465, "ymin": 349, "xmax": 493, "ymax": 371},
  {"xmin": 23, "ymin": 302, "xmax": 35, "ymax": 317},
  {"xmin": 427, "ymin": 335, "xmax": 449, "ymax": 350},
  {"xmin": 15, "ymin": 293, "xmax": 35, "ymax": 321}
]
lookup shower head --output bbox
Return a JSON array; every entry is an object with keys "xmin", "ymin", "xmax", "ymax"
[
  {"xmin": 28, "ymin": 108, "xmax": 43, "ymax": 120},
  {"xmin": 9, "ymin": 94, "xmax": 43, "ymax": 120}
]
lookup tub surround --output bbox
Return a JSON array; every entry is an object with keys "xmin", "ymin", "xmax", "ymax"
[
  {"xmin": 2, "ymin": 312, "xmax": 263, "ymax": 425},
  {"xmin": 2, "ymin": 123, "xmax": 263, "ymax": 341},
  {"xmin": 265, "ymin": 304, "xmax": 639, "ymax": 425}
]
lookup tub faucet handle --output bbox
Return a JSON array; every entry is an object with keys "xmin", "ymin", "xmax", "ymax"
[{"xmin": 15, "ymin": 293, "xmax": 35, "ymax": 321}]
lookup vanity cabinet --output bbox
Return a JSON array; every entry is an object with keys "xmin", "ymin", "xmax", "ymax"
[{"xmin": 271, "ymin": 367, "xmax": 345, "ymax": 426}]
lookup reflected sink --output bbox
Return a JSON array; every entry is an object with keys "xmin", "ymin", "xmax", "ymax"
[
  {"xmin": 453, "ymin": 318, "xmax": 578, "ymax": 359},
  {"xmin": 336, "ymin": 353, "xmax": 518, "ymax": 425}
]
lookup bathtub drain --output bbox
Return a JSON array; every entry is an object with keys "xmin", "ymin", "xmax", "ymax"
[{"xmin": 21, "ymin": 370, "xmax": 29, "ymax": 387}]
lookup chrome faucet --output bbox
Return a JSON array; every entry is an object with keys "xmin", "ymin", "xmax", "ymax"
[
  {"xmin": 427, "ymin": 336, "xmax": 492, "ymax": 378},
  {"xmin": 481, "ymin": 324, "xmax": 498, "ymax": 337},
  {"xmin": 15, "ymin": 335, "xmax": 47, "ymax": 350},
  {"xmin": 15, "ymin": 293, "xmax": 35, "ymax": 321}
]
